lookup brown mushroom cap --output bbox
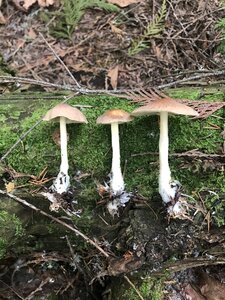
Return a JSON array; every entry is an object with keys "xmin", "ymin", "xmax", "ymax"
[
  {"xmin": 131, "ymin": 98, "xmax": 199, "ymax": 117},
  {"xmin": 43, "ymin": 103, "xmax": 88, "ymax": 124},
  {"xmin": 96, "ymin": 109, "xmax": 133, "ymax": 124}
]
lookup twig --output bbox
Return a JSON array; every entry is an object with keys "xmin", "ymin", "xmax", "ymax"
[
  {"xmin": 0, "ymin": 280, "xmax": 25, "ymax": 300},
  {"xmin": 0, "ymin": 75, "xmax": 129, "ymax": 94},
  {"xmin": 2, "ymin": 69, "xmax": 225, "ymax": 93},
  {"xmin": 124, "ymin": 275, "xmax": 144, "ymax": 300},
  {"xmin": 0, "ymin": 94, "xmax": 77, "ymax": 161},
  {"xmin": 131, "ymin": 150, "xmax": 225, "ymax": 159},
  {"xmin": 0, "ymin": 75, "xmax": 75, "ymax": 91},
  {"xmin": 0, "ymin": 189, "xmax": 110, "ymax": 258},
  {"xmin": 157, "ymin": 69, "xmax": 225, "ymax": 89},
  {"xmin": 24, "ymin": 278, "xmax": 49, "ymax": 300},
  {"xmin": 39, "ymin": 33, "xmax": 81, "ymax": 89}
]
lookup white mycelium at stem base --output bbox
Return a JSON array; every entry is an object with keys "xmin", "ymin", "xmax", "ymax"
[
  {"xmin": 110, "ymin": 122, "xmax": 125, "ymax": 195},
  {"xmin": 159, "ymin": 112, "xmax": 175, "ymax": 203},
  {"xmin": 52, "ymin": 116, "xmax": 70, "ymax": 194}
]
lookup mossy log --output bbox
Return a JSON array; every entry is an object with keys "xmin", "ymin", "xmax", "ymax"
[
  {"xmin": 0, "ymin": 88, "xmax": 224, "ymax": 198},
  {"xmin": 0, "ymin": 88, "xmax": 224, "ymax": 298}
]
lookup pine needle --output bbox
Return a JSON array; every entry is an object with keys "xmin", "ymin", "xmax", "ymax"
[{"xmin": 128, "ymin": 0, "xmax": 167, "ymax": 56}]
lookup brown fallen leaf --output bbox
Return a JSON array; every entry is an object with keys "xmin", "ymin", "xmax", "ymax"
[
  {"xmin": 110, "ymin": 23, "xmax": 124, "ymax": 37},
  {"xmin": 199, "ymin": 272, "xmax": 225, "ymax": 300},
  {"xmin": 26, "ymin": 28, "xmax": 37, "ymax": 40},
  {"xmin": 107, "ymin": 65, "xmax": 119, "ymax": 90},
  {"xmin": 18, "ymin": 0, "xmax": 54, "ymax": 10},
  {"xmin": 38, "ymin": 0, "xmax": 54, "ymax": 6},
  {"xmin": 107, "ymin": 0, "xmax": 141, "ymax": 7},
  {"xmin": 0, "ymin": 11, "xmax": 6, "ymax": 24},
  {"xmin": 5, "ymin": 182, "xmax": 15, "ymax": 193},
  {"xmin": 183, "ymin": 284, "xmax": 205, "ymax": 300}
]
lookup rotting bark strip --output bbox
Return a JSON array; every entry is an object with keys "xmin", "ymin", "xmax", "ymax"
[{"xmin": 0, "ymin": 189, "xmax": 109, "ymax": 258}]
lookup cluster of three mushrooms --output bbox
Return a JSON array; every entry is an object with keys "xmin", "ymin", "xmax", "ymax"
[{"xmin": 43, "ymin": 99, "xmax": 198, "ymax": 207}]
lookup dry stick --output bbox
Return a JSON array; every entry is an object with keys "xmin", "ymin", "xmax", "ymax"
[
  {"xmin": 0, "ymin": 189, "xmax": 109, "ymax": 258},
  {"xmin": 0, "ymin": 75, "xmax": 75, "ymax": 91},
  {"xmin": 124, "ymin": 275, "xmax": 144, "ymax": 300},
  {"xmin": 131, "ymin": 151, "xmax": 225, "ymax": 158},
  {"xmin": 157, "ymin": 69, "xmax": 225, "ymax": 89},
  {"xmin": 24, "ymin": 278, "xmax": 49, "ymax": 300},
  {"xmin": 0, "ymin": 280, "xmax": 25, "ymax": 300},
  {"xmin": 39, "ymin": 33, "xmax": 81, "ymax": 89},
  {"xmin": 0, "ymin": 94, "xmax": 77, "ymax": 161},
  {"xmin": 0, "ymin": 75, "xmax": 129, "ymax": 94},
  {"xmin": 2, "ymin": 68, "xmax": 225, "ymax": 92}
]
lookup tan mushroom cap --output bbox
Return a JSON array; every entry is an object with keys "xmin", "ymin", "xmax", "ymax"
[
  {"xmin": 131, "ymin": 97, "xmax": 199, "ymax": 117},
  {"xmin": 97, "ymin": 109, "xmax": 133, "ymax": 124},
  {"xmin": 43, "ymin": 103, "xmax": 88, "ymax": 124}
]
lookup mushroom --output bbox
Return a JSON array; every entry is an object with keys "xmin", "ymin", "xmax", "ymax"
[
  {"xmin": 131, "ymin": 97, "xmax": 199, "ymax": 204},
  {"xmin": 43, "ymin": 103, "xmax": 88, "ymax": 194},
  {"xmin": 97, "ymin": 109, "xmax": 133, "ymax": 196}
]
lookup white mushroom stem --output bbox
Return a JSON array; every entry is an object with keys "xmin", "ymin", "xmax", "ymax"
[
  {"xmin": 52, "ymin": 116, "xmax": 70, "ymax": 194},
  {"xmin": 159, "ymin": 112, "xmax": 175, "ymax": 203},
  {"xmin": 110, "ymin": 123, "xmax": 125, "ymax": 195},
  {"xmin": 59, "ymin": 116, "xmax": 69, "ymax": 174}
]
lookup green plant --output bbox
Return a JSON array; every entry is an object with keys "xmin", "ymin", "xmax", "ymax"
[
  {"xmin": 128, "ymin": 0, "xmax": 167, "ymax": 56},
  {"xmin": 52, "ymin": 0, "xmax": 119, "ymax": 39}
]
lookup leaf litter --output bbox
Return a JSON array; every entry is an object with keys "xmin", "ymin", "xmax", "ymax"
[{"xmin": 0, "ymin": 0, "xmax": 225, "ymax": 89}]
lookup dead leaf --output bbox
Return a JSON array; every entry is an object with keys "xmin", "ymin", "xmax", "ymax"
[
  {"xmin": 38, "ymin": 0, "xmax": 54, "ymax": 6},
  {"xmin": 183, "ymin": 284, "xmax": 205, "ymax": 300},
  {"xmin": 110, "ymin": 23, "xmax": 124, "ymax": 36},
  {"xmin": 152, "ymin": 44, "xmax": 163, "ymax": 60},
  {"xmin": 107, "ymin": 0, "xmax": 141, "ymax": 7},
  {"xmin": 22, "ymin": 0, "xmax": 36, "ymax": 10},
  {"xmin": 107, "ymin": 65, "xmax": 119, "ymax": 90},
  {"xmin": 0, "ymin": 11, "xmax": 6, "ymax": 24},
  {"xmin": 5, "ymin": 182, "xmax": 15, "ymax": 193},
  {"xmin": 26, "ymin": 28, "xmax": 37, "ymax": 39},
  {"xmin": 21, "ymin": 0, "xmax": 54, "ymax": 10}
]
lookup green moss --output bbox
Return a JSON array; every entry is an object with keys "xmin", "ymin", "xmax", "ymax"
[
  {"xmin": 112, "ymin": 275, "xmax": 165, "ymax": 300},
  {"xmin": 0, "ymin": 89, "xmax": 224, "ymax": 209},
  {"xmin": 0, "ymin": 211, "xmax": 24, "ymax": 258}
]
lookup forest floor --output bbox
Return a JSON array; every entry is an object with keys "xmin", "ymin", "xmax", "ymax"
[
  {"xmin": 0, "ymin": 1, "xmax": 225, "ymax": 299},
  {"xmin": 0, "ymin": 0, "xmax": 225, "ymax": 90}
]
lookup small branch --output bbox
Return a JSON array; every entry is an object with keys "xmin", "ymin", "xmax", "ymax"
[
  {"xmin": 39, "ymin": 33, "xmax": 81, "ymax": 89},
  {"xmin": 124, "ymin": 275, "xmax": 144, "ymax": 300},
  {"xmin": 0, "ymin": 75, "xmax": 129, "ymax": 94},
  {"xmin": 0, "ymin": 280, "xmax": 25, "ymax": 300},
  {"xmin": 24, "ymin": 278, "xmax": 49, "ymax": 300},
  {"xmin": 157, "ymin": 69, "xmax": 225, "ymax": 89},
  {"xmin": 0, "ymin": 75, "xmax": 75, "ymax": 91},
  {"xmin": 131, "ymin": 150, "xmax": 225, "ymax": 159},
  {"xmin": 0, "ymin": 189, "xmax": 109, "ymax": 258}
]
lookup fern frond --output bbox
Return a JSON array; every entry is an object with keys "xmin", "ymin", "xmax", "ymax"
[
  {"xmin": 128, "ymin": 0, "xmax": 167, "ymax": 56},
  {"xmin": 128, "ymin": 38, "xmax": 147, "ymax": 56},
  {"xmin": 144, "ymin": 0, "xmax": 166, "ymax": 37},
  {"xmin": 54, "ymin": 0, "xmax": 119, "ymax": 39}
]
